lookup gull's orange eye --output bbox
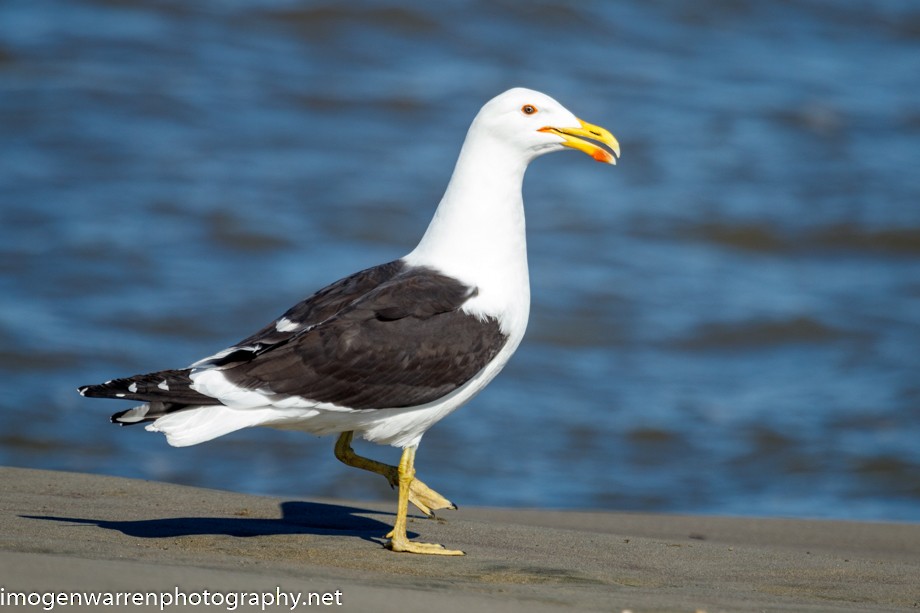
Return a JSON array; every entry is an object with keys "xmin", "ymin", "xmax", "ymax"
[{"xmin": 521, "ymin": 104, "xmax": 538, "ymax": 115}]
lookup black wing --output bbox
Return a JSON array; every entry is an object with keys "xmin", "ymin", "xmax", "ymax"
[
  {"xmin": 80, "ymin": 259, "xmax": 508, "ymax": 414},
  {"xmin": 220, "ymin": 265, "xmax": 509, "ymax": 410}
]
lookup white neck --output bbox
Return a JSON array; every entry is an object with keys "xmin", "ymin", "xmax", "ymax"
[{"xmin": 404, "ymin": 128, "xmax": 532, "ymax": 333}]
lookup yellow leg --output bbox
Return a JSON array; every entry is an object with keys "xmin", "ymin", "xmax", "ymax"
[
  {"xmin": 387, "ymin": 446, "xmax": 464, "ymax": 555},
  {"xmin": 333, "ymin": 431, "xmax": 456, "ymax": 517}
]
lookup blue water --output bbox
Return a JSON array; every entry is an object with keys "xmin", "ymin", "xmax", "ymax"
[{"xmin": 2, "ymin": 0, "xmax": 919, "ymax": 522}]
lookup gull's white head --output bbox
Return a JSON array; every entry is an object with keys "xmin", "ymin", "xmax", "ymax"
[{"xmin": 469, "ymin": 87, "xmax": 620, "ymax": 165}]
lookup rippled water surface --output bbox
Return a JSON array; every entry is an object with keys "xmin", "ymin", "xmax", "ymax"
[{"xmin": 2, "ymin": 0, "xmax": 919, "ymax": 521}]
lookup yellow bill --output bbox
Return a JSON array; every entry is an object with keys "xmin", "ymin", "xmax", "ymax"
[{"xmin": 539, "ymin": 119, "xmax": 620, "ymax": 165}]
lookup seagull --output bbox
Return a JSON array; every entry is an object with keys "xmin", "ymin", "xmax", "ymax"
[{"xmin": 79, "ymin": 87, "xmax": 620, "ymax": 555}]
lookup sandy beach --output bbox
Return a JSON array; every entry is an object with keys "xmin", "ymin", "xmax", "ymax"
[{"xmin": 1, "ymin": 466, "xmax": 917, "ymax": 612}]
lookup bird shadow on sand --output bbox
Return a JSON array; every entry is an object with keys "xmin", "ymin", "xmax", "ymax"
[{"xmin": 22, "ymin": 501, "xmax": 411, "ymax": 547}]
